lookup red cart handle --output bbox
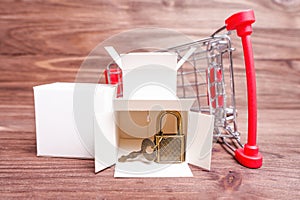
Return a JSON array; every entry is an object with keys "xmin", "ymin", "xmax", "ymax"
[{"xmin": 225, "ymin": 10, "xmax": 263, "ymax": 168}]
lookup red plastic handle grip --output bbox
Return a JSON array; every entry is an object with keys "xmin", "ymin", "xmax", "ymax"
[{"xmin": 225, "ymin": 10, "xmax": 263, "ymax": 168}]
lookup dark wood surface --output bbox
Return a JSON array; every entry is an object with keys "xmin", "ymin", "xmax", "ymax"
[{"xmin": 1, "ymin": 0, "xmax": 300, "ymax": 199}]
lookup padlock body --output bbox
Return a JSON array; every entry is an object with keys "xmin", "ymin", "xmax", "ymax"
[{"xmin": 155, "ymin": 134, "xmax": 185, "ymax": 163}]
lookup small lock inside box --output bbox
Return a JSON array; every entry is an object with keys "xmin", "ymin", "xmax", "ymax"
[
  {"xmin": 117, "ymin": 110, "xmax": 187, "ymax": 163},
  {"xmin": 113, "ymin": 99, "xmax": 194, "ymax": 177}
]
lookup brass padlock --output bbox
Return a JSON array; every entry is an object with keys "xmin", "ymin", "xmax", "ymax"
[{"xmin": 154, "ymin": 111, "xmax": 185, "ymax": 163}]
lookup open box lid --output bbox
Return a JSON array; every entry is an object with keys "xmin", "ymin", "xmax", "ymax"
[
  {"xmin": 121, "ymin": 52, "xmax": 178, "ymax": 99},
  {"xmin": 104, "ymin": 47, "xmax": 196, "ymax": 100}
]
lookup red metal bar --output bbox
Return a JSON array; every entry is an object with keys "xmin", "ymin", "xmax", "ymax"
[{"xmin": 225, "ymin": 10, "xmax": 263, "ymax": 168}]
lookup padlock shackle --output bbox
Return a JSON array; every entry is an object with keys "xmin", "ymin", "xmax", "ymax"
[{"xmin": 157, "ymin": 111, "xmax": 182, "ymax": 136}]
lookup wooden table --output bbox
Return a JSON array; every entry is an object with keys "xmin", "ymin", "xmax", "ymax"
[{"xmin": 1, "ymin": 0, "xmax": 299, "ymax": 199}]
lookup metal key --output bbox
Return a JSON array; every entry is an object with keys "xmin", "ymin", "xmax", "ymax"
[
  {"xmin": 118, "ymin": 149, "xmax": 143, "ymax": 162},
  {"xmin": 118, "ymin": 138, "xmax": 156, "ymax": 162}
]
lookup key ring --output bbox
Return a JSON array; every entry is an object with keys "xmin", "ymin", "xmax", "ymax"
[{"xmin": 141, "ymin": 138, "xmax": 156, "ymax": 161}]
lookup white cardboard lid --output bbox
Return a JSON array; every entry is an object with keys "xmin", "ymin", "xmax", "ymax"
[
  {"xmin": 186, "ymin": 111, "xmax": 214, "ymax": 171},
  {"xmin": 120, "ymin": 52, "xmax": 177, "ymax": 71},
  {"xmin": 120, "ymin": 53, "xmax": 178, "ymax": 99},
  {"xmin": 104, "ymin": 48, "xmax": 196, "ymax": 100}
]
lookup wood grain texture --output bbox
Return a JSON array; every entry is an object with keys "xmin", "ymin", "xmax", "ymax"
[{"xmin": 0, "ymin": 0, "xmax": 300, "ymax": 199}]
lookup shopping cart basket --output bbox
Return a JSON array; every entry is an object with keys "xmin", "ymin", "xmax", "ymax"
[{"xmin": 104, "ymin": 10, "xmax": 262, "ymax": 168}]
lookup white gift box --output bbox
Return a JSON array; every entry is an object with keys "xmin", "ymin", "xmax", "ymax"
[
  {"xmin": 33, "ymin": 82, "xmax": 116, "ymax": 159},
  {"xmin": 94, "ymin": 51, "xmax": 214, "ymax": 177}
]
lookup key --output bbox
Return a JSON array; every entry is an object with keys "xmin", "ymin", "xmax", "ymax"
[
  {"xmin": 142, "ymin": 138, "xmax": 156, "ymax": 161},
  {"xmin": 118, "ymin": 149, "xmax": 143, "ymax": 162},
  {"xmin": 118, "ymin": 138, "xmax": 156, "ymax": 162}
]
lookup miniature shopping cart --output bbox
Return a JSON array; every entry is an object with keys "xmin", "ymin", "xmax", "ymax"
[{"xmin": 104, "ymin": 10, "xmax": 263, "ymax": 168}]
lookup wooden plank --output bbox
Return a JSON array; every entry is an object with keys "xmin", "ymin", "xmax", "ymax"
[{"xmin": 0, "ymin": 0, "xmax": 299, "ymax": 199}]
